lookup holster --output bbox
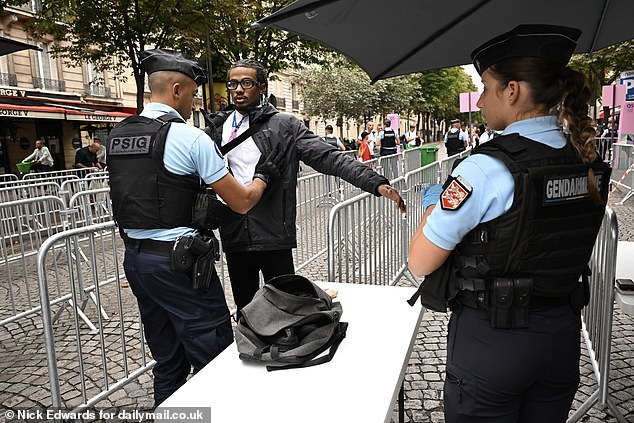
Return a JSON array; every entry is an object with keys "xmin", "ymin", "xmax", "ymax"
[
  {"xmin": 171, "ymin": 234, "xmax": 220, "ymax": 289},
  {"xmin": 489, "ymin": 278, "xmax": 532, "ymax": 329}
]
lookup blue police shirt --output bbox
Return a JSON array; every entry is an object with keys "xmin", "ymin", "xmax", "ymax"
[
  {"xmin": 424, "ymin": 115, "xmax": 566, "ymax": 250},
  {"xmin": 125, "ymin": 103, "xmax": 228, "ymax": 241}
]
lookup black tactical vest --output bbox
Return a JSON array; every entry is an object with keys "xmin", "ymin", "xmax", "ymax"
[
  {"xmin": 445, "ymin": 130, "xmax": 464, "ymax": 155},
  {"xmin": 381, "ymin": 128, "xmax": 397, "ymax": 148},
  {"xmin": 323, "ymin": 135, "xmax": 339, "ymax": 148},
  {"xmin": 107, "ymin": 114, "xmax": 203, "ymax": 229},
  {"xmin": 452, "ymin": 134, "xmax": 610, "ymax": 298}
]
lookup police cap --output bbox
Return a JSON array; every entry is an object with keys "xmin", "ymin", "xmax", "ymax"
[
  {"xmin": 471, "ymin": 24, "xmax": 581, "ymax": 75},
  {"xmin": 140, "ymin": 49, "xmax": 207, "ymax": 86},
  {"xmin": 325, "ymin": 124, "xmax": 334, "ymax": 131},
  {"xmin": 450, "ymin": 119, "xmax": 461, "ymax": 124}
]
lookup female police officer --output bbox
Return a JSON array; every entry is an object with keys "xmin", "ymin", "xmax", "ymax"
[{"xmin": 408, "ymin": 25, "xmax": 610, "ymax": 422}]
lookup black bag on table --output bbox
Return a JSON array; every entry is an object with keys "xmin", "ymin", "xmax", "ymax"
[{"xmin": 235, "ymin": 274, "xmax": 347, "ymax": 371}]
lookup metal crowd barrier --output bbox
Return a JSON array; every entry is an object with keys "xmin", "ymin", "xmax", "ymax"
[
  {"xmin": 609, "ymin": 143, "xmax": 634, "ymax": 206},
  {"xmin": 327, "ymin": 177, "xmax": 417, "ymax": 286},
  {"xmin": 0, "ymin": 196, "xmax": 67, "ymax": 326},
  {"xmin": 37, "ymin": 221, "xmax": 153, "ymax": 414},
  {"xmin": 22, "ymin": 167, "xmax": 99, "ymax": 180},
  {"xmin": 0, "ymin": 173, "xmax": 19, "ymax": 183},
  {"xmin": 568, "ymin": 207, "xmax": 626, "ymax": 423},
  {"xmin": 0, "ymin": 181, "xmax": 61, "ymax": 203},
  {"xmin": 595, "ymin": 137, "xmax": 615, "ymax": 163}
]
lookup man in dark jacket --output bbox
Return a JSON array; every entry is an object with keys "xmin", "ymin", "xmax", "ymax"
[{"xmin": 205, "ymin": 59, "xmax": 406, "ymax": 311}]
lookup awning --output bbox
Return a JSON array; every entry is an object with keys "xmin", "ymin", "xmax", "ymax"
[
  {"xmin": 0, "ymin": 102, "xmax": 133, "ymax": 122},
  {"xmin": 65, "ymin": 109, "xmax": 131, "ymax": 123},
  {"xmin": 0, "ymin": 103, "xmax": 66, "ymax": 120}
]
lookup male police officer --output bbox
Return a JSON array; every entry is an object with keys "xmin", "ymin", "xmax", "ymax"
[
  {"xmin": 107, "ymin": 49, "xmax": 283, "ymax": 405},
  {"xmin": 444, "ymin": 118, "xmax": 469, "ymax": 157}
]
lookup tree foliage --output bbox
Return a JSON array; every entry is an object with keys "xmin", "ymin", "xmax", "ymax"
[
  {"xmin": 569, "ymin": 40, "xmax": 634, "ymax": 104},
  {"xmin": 3, "ymin": 0, "xmax": 330, "ymax": 111}
]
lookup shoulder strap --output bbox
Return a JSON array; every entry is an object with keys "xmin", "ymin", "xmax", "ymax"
[
  {"xmin": 218, "ymin": 122, "xmax": 263, "ymax": 156},
  {"xmin": 266, "ymin": 322, "xmax": 348, "ymax": 371}
]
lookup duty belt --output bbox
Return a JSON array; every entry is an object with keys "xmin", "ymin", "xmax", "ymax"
[{"xmin": 125, "ymin": 238, "xmax": 173, "ymax": 257}]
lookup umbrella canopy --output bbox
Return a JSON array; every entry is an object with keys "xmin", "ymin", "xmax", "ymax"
[
  {"xmin": 253, "ymin": 0, "xmax": 634, "ymax": 81},
  {"xmin": 0, "ymin": 36, "xmax": 41, "ymax": 57}
]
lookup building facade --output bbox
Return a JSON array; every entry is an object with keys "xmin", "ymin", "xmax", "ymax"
[{"xmin": 0, "ymin": 2, "xmax": 136, "ymax": 174}]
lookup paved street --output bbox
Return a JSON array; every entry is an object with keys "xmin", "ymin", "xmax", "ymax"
[{"xmin": 0, "ymin": 161, "xmax": 633, "ymax": 422}]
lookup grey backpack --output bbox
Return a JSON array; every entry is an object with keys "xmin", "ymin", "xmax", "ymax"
[{"xmin": 235, "ymin": 274, "xmax": 348, "ymax": 371}]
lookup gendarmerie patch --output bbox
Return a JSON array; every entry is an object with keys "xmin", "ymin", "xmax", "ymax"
[
  {"xmin": 108, "ymin": 135, "xmax": 152, "ymax": 155},
  {"xmin": 543, "ymin": 171, "xmax": 604, "ymax": 205},
  {"xmin": 441, "ymin": 175, "xmax": 472, "ymax": 211}
]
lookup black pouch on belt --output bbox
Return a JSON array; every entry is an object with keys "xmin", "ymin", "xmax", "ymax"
[
  {"xmin": 171, "ymin": 235, "xmax": 220, "ymax": 289},
  {"xmin": 489, "ymin": 279, "xmax": 513, "ymax": 328},
  {"xmin": 511, "ymin": 278, "xmax": 532, "ymax": 328}
]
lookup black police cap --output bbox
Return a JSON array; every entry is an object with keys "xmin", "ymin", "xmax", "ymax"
[
  {"xmin": 471, "ymin": 24, "xmax": 581, "ymax": 75},
  {"xmin": 325, "ymin": 124, "xmax": 334, "ymax": 130},
  {"xmin": 450, "ymin": 119, "xmax": 460, "ymax": 124},
  {"xmin": 140, "ymin": 49, "xmax": 207, "ymax": 86}
]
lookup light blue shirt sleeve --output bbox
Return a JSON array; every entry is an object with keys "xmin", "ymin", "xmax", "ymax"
[
  {"xmin": 423, "ymin": 155, "xmax": 514, "ymax": 250},
  {"xmin": 163, "ymin": 124, "xmax": 228, "ymax": 185}
]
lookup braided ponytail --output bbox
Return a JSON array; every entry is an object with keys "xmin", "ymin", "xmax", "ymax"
[{"xmin": 559, "ymin": 67, "xmax": 602, "ymax": 204}]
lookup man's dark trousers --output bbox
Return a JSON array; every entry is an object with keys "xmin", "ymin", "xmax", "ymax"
[
  {"xmin": 225, "ymin": 249, "xmax": 295, "ymax": 311},
  {"xmin": 123, "ymin": 248, "xmax": 233, "ymax": 406}
]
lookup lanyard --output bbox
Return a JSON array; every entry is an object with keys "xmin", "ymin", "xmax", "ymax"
[{"xmin": 228, "ymin": 111, "xmax": 247, "ymax": 142}]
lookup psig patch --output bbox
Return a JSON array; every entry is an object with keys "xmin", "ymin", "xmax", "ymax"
[
  {"xmin": 108, "ymin": 135, "xmax": 152, "ymax": 155},
  {"xmin": 543, "ymin": 172, "xmax": 603, "ymax": 205}
]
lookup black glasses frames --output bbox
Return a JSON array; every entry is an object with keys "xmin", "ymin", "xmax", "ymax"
[{"xmin": 226, "ymin": 79, "xmax": 260, "ymax": 90}]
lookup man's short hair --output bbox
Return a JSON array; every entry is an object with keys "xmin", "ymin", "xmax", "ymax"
[
  {"xmin": 229, "ymin": 59, "xmax": 268, "ymax": 85},
  {"xmin": 325, "ymin": 124, "xmax": 333, "ymax": 131}
]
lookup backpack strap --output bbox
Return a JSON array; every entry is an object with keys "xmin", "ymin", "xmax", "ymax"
[{"xmin": 266, "ymin": 322, "xmax": 348, "ymax": 372}]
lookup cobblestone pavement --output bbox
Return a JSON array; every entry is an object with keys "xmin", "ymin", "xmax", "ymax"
[{"xmin": 1, "ymin": 152, "xmax": 634, "ymax": 422}]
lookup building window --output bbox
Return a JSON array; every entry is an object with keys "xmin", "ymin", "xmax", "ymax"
[
  {"xmin": 32, "ymin": 43, "xmax": 65, "ymax": 91},
  {"xmin": 85, "ymin": 62, "xmax": 110, "ymax": 96},
  {"xmin": 291, "ymin": 83, "xmax": 299, "ymax": 110}
]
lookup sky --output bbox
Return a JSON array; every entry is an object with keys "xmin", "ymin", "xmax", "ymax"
[{"xmin": 462, "ymin": 64, "xmax": 483, "ymax": 92}]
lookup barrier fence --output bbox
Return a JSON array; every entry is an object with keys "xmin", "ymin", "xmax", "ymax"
[
  {"xmin": 567, "ymin": 207, "xmax": 626, "ymax": 423},
  {"xmin": 2, "ymin": 143, "xmax": 627, "ymax": 418},
  {"xmin": 36, "ymin": 221, "xmax": 153, "ymax": 413},
  {"xmin": 609, "ymin": 143, "xmax": 634, "ymax": 206}
]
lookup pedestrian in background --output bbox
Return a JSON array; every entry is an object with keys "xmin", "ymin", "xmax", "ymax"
[
  {"xmin": 357, "ymin": 131, "xmax": 372, "ymax": 163},
  {"xmin": 23, "ymin": 139, "xmax": 54, "ymax": 172},
  {"xmin": 408, "ymin": 24, "xmax": 610, "ymax": 422},
  {"xmin": 444, "ymin": 119, "xmax": 468, "ymax": 156}
]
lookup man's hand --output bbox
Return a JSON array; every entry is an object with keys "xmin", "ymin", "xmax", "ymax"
[
  {"xmin": 253, "ymin": 143, "xmax": 286, "ymax": 186},
  {"xmin": 377, "ymin": 184, "xmax": 406, "ymax": 213}
]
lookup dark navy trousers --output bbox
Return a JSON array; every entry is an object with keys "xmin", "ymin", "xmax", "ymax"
[
  {"xmin": 444, "ymin": 305, "xmax": 581, "ymax": 422},
  {"xmin": 123, "ymin": 248, "xmax": 233, "ymax": 406}
]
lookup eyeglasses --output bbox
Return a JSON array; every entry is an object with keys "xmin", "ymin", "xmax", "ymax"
[{"xmin": 226, "ymin": 78, "xmax": 259, "ymax": 90}]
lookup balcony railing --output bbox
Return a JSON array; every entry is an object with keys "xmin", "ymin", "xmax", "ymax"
[
  {"xmin": 277, "ymin": 97, "xmax": 286, "ymax": 109},
  {"xmin": 292, "ymin": 100, "xmax": 300, "ymax": 111},
  {"xmin": 84, "ymin": 84, "xmax": 111, "ymax": 97},
  {"xmin": 32, "ymin": 77, "xmax": 66, "ymax": 92},
  {"xmin": 0, "ymin": 73, "xmax": 18, "ymax": 86},
  {"xmin": 14, "ymin": 0, "xmax": 42, "ymax": 12}
]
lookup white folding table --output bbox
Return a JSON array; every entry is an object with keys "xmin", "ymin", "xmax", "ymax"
[
  {"xmin": 156, "ymin": 282, "xmax": 425, "ymax": 423},
  {"xmin": 615, "ymin": 240, "xmax": 634, "ymax": 316}
]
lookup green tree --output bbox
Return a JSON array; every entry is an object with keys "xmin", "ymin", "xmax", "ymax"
[
  {"xmin": 297, "ymin": 65, "xmax": 373, "ymax": 135},
  {"xmin": 569, "ymin": 40, "xmax": 634, "ymax": 114},
  {"xmin": 3, "ymin": 0, "xmax": 330, "ymax": 112}
]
